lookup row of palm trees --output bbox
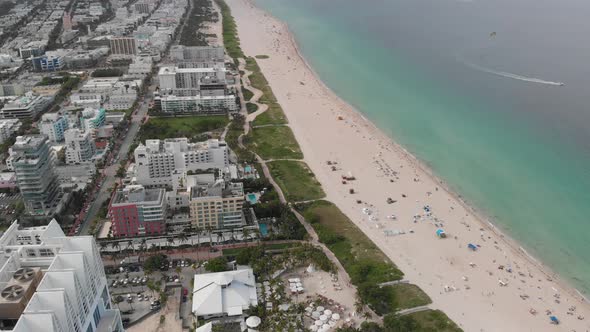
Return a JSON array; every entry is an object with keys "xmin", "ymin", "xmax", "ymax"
[{"xmin": 98, "ymin": 225, "xmax": 262, "ymax": 259}]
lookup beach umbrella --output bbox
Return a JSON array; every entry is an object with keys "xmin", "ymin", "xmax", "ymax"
[
  {"xmin": 315, "ymin": 320, "xmax": 323, "ymax": 326},
  {"xmin": 332, "ymin": 313, "xmax": 341, "ymax": 320},
  {"xmin": 320, "ymin": 315, "xmax": 328, "ymax": 322},
  {"xmin": 322, "ymin": 323, "xmax": 330, "ymax": 329},
  {"xmin": 317, "ymin": 306, "xmax": 325, "ymax": 312},
  {"xmin": 329, "ymin": 320, "xmax": 337, "ymax": 327},
  {"xmin": 246, "ymin": 316, "xmax": 261, "ymax": 328},
  {"xmin": 324, "ymin": 309, "xmax": 332, "ymax": 316},
  {"xmin": 312, "ymin": 312, "xmax": 321, "ymax": 319},
  {"xmin": 310, "ymin": 326, "xmax": 319, "ymax": 332},
  {"xmin": 305, "ymin": 307, "xmax": 313, "ymax": 313}
]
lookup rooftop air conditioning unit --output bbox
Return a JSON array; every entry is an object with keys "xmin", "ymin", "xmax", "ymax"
[{"xmin": 0, "ymin": 267, "xmax": 42, "ymax": 320}]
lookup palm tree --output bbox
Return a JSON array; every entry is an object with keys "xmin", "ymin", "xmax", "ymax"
[
  {"xmin": 195, "ymin": 226, "xmax": 202, "ymax": 248},
  {"xmin": 126, "ymin": 240, "xmax": 134, "ymax": 257},
  {"xmin": 167, "ymin": 237, "xmax": 175, "ymax": 252},
  {"xmin": 252, "ymin": 228, "xmax": 261, "ymax": 244},
  {"xmin": 242, "ymin": 228, "xmax": 250, "ymax": 243},
  {"xmin": 179, "ymin": 233, "xmax": 188, "ymax": 246},
  {"xmin": 231, "ymin": 227, "xmax": 238, "ymax": 245},
  {"xmin": 111, "ymin": 241, "xmax": 121, "ymax": 260},
  {"xmin": 150, "ymin": 243, "xmax": 158, "ymax": 254},
  {"xmin": 99, "ymin": 241, "xmax": 107, "ymax": 254},
  {"xmin": 206, "ymin": 225, "xmax": 213, "ymax": 246},
  {"xmin": 139, "ymin": 238, "xmax": 147, "ymax": 257}
]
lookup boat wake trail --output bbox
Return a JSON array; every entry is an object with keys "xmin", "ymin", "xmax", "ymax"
[{"xmin": 464, "ymin": 61, "xmax": 565, "ymax": 86}]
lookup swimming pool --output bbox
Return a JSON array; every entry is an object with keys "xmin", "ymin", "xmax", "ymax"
[
  {"xmin": 247, "ymin": 193, "xmax": 258, "ymax": 204},
  {"xmin": 259, "ymin": 223, "xmax": 268, "ymax": 236}
]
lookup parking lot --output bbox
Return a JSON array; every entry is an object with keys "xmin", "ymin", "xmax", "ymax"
[
  {"xmin": 105, "ymin": 257, "xmax": 200, "ymax": 327},
  {"xmin": 0, "ymin": 193, "xmax": 21, "ymax": 216}
]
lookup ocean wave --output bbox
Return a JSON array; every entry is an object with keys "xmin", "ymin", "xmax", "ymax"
[{"xmin": 464, "ymin": 61, "xmax": 565, "ymax": 86}]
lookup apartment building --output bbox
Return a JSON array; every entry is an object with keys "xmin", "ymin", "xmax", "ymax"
[
  {"xmin": 80, "ymin": 108, "xmax": 106, "ymax": 133},
  {"xmin": 0, "ymin": 94, "xmax": 52, "ymax": 120},
  {"xmin": 109, "ymin": 185, "xmax": 167, "ymax": 237},
  {"xmin": 109, "ymin": 37, "xmax": 138, "ymax": 56},
  {"xmin": 169, "ymin": 45, "xmax": 225, "ymax": 66},
  {"xmin": 134, "ymin": 2, "xmax": 151, "ymax": 14},
  {"xmin": 9, "ymin": 135, "xmax": 62, "ymax": 215},
  {"xmin": 134, "ymin": 138, "xmax": 229, "ymax": 187},
  {"xmin": 0, "ymin": 220, "xmax": 124, "ymax": 332},
  {"xmin": 156, "ymin": 94, "xmax": 237, "ymax": 113},
  {"xmin": 39, "ymin": 113, "xmax": 69, "ymax": 142},
  {"xmin": 158, "ymin": 66, "xmax": 226, "ymax": 95},
  {"xmin": 64, "ymin": 129, "xmax": 96, "ymax": 164},
  {"xmin": 189, "ymin": 178, "xmax": 245, "ymax": 229},
  {"xmin": 70, "ymin": 78, "xmax": 139, "ymax": 111}
]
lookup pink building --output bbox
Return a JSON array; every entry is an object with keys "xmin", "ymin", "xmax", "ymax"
[
  {"xmin": 63, "ymin": 12, "xmax": 73, "ymax": 31},
  {"xmin": 0, "ymin": 172, "xmax": 17, "ymax": 189},
  {"xmin": 109, "ymin": 185, "xmax": 167, "ymax": 237}
]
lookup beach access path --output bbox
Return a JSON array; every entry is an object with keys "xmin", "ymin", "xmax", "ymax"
[
  {"xmin": 236, "ymin": 57, "xmax": 381, "ymax": 321},
  {"xmin": 226, "ymin": 0, "xmax": 590, "ymax": 331}
]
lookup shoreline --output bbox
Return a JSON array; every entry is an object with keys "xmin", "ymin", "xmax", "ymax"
[
  {"xmin": 283, "ymin": 9, "xmax": 586, "ymax": 304},
  {"xmin": 226, "ymin": 0, "xmax": 590, "ymax": 330}
]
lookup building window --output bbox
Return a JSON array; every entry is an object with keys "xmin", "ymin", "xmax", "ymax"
[
  {"xmin": 26, "ymin": 249, "xmax": 37, "ymax": 257},
  {"xmin": 93, "ymin": 305, "xmax": 101, "ymax": 326},
  {"xmin": 39, "ymin": 248, "xmax": 54, "ymax": 257}
]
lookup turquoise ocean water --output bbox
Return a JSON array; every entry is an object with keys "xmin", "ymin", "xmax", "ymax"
[{"xmin": 253, "ymin": 0, "xmax": 590, "ymax": 294}]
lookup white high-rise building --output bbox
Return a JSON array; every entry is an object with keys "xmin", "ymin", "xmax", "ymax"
[
  {"xmin": 0, "ymin": 220, "xmax": 124, "ymax": 332},
  {"xmin": 10, "ymin": 135, "xmax": 62, "ymax": 215},
  {"xmin": 134, "ymin": 138, "xmax": 229, "ymax": 187},
  {"xmin": 158, "ymin": 66, "xmax": 226, "ymax": 95},
  {"xmin": 169, "ymin": 46, "xmax": 225, "ymax": 65},
  {"xmin": 39, "ymin": 113, "xmax": 69, "ymax": 143},
  {"xmin": 65, "ymin": 129, "xmax": 96, "ymax": 164}
]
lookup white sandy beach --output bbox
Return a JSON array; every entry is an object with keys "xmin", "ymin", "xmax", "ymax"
[{"xmin": 225, "ymin": 0, "xmax": 590, "ymax": 331}]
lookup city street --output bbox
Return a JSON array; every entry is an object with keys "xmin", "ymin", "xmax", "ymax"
[{"xmin": 79, "ymin": 86, "xmax": 153, "ymax": 235}]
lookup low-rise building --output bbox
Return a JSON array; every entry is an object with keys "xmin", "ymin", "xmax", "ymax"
[
  {"xmin": 109, "ymin": 185, "xmax": 167, "ymax": 237},
  {"xmin": 0, "ymin": 172, "xmax": 17, "ymax": 189},
  {"xmin": 0, "ymin": 94, "xmax": 52, "ymax": 120},
  {"xmin": 192, "ymin": 268, "xmax": 257, "ymax": 319},
  {"xmin": 0, "ymin": 119, "xmax": 21, "ymax": 143}
]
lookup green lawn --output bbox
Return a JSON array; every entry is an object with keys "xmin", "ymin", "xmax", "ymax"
[
  {"xmin": 298, "ymin": 200, "xmax": 403, "ymax": 285},
  {"xmin": 242, "ymin": 87, "xmax": 254, "ymax": 102},
  {"xmin": 255, "ymin": 55, "xmax": 270, "ymax": 59},
  {"xmin": 267, "ymin": 160, "xmax": 325, "ymax": 202},
  {"xmin": 215, "ymin": 0, "xmax": 244, "ymax": 59},
  {"xmin": 107, "ymin": 108, "xmax": 133, "ymax": 117},
  {"xmin": 388, "ymin": 283, "xmax": 432, "ymax": 310},
  {"xmin": 247, "ymin": 126, "xmax": 302, "ymax": 160},
  {"xmin": 246, "ymin": 102, "xmax": 258, "ymax": 113},
  {"xmin": 405, "ymin": 310, "xmax": 463, "ymax": 332},
  {"xmin": 252, "ymin": 103, "xmax": 288, "ymax": 125},
  {"xmin": 245, "ymin": 57, "xmax": 278, "ymax": 104},
  {"xmin": 139, "ymin": 115, "xmax": 229, "ymax": 142}
]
